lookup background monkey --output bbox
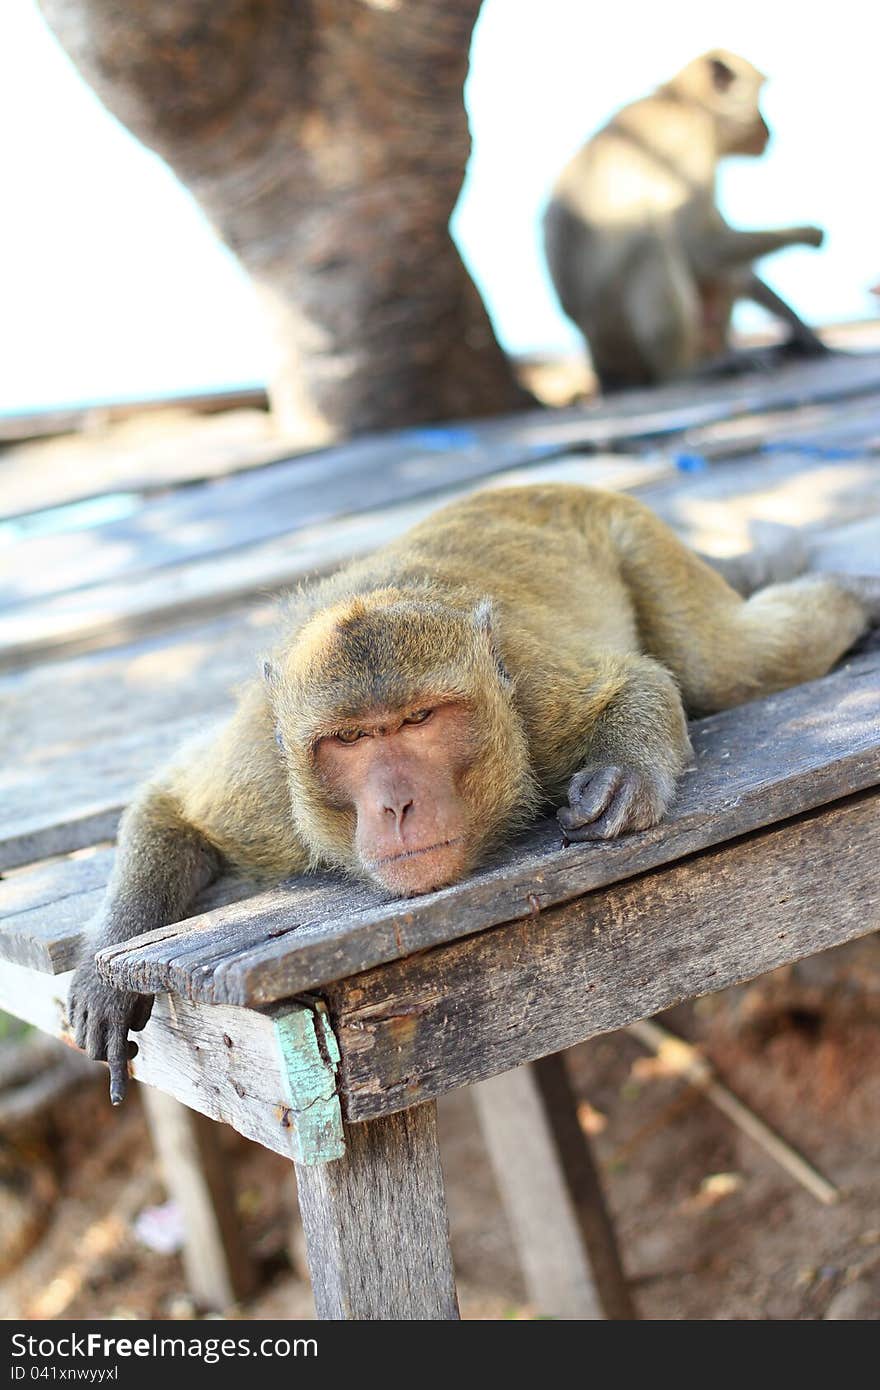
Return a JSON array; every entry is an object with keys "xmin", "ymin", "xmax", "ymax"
[
  {"xmin": 68, "ymin": 484, "xmax": 880, "ymax": 1101},
  {"xmin": 543, "ymin": 50, "xmax": 827, "ymax": 391}
]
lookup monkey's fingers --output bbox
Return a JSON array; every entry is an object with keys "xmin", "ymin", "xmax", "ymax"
[
  {"xmin": 85, "ymin": 1011, "xmax": 109, "ymax": 1063},
  {"xmin": 107, "ymin": 1027, "xmax": 135, "ymax": 1106},
  {"xmin": 69, "ymin": 998, "xmax": 87, "ymax": 1052},
  {"xmin": 558, "ymin": 766, "xmax": 623, "ymax": 831},
  {"xmin": 129, "ymin": 994, "xmax": 154, "ymax": 1032},
  {"xmin": 562, "ymin": 772, "xmax": 659, "ymax": 843}
]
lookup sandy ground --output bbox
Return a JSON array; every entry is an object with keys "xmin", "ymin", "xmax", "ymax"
[{"xmin": 2, "ymin": 935, "xmax": 878, "ymax": 1322}]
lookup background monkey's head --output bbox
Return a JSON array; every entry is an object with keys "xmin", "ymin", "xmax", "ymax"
[
  {"xmin": 266, "ymin": 591, "xmax": 538, "ymax": 895},
  {"xmin": 667, "ymin": 49, "xmax": 770, "ymax": 158}
]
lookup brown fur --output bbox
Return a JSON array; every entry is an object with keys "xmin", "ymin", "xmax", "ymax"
[
  {"xmin": 543, "ymin": 50, "xmax": 826, "ymax": 389},
  {"xmin": 68, "ymin": 483, "xmax": 878, "ymax": 1098}
]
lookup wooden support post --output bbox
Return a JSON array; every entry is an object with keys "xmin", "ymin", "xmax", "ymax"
[
  {"xmin": 141, "ymin": 1087, "xmax": 256, "ymax": 1311},
  {"xmin": 294, "ymin": 1101, "xmax": 459, "ymax": 1320},
  {"xmin": 473, "ymin": 1053, "xmax": 636, "ymax": 1320}
]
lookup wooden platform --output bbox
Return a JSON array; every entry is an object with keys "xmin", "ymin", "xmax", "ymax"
[{"xmin": 2, "ymin": 347, "xmax": 880, "ymax": 1318}]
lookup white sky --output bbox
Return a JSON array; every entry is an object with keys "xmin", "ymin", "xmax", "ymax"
[{"xmin": 1, "ymin": 0, "xmax": 877, "ymax": 414}]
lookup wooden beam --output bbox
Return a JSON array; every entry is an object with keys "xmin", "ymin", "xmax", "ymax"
[
  {"xmin": 327, "ymin": 790, "xmax": 880, "ymax": 1121},
  {"xmin": 0, "ymin": 962, "xmax": 341, "ymax": 1164},
  {"xmin": 529, "ymin": 1053, "xmax": 636, "ymax": 1318},
  {"xmin": 96, "ymin": 650, "xmax": 880, "ymax": 1005},
  {"xmin": 7, "ymin": 348, "xmax": 880, "ymax": 670},
  {"xmin": 473, "ymin": 1055, "xmax": 635, "ymax": 1319},
  {"xmin": 141, "ymin": 1088, "xmax": 257, "ymax": 1310},
  {"xmin": 0, "ymin": 850, "xmax": 260, "ymax": 974},
  {"xmin": 294, "ymin": 1101, "xmax": 459, "ymax": 1320},
  {"xmin": 0, "ymin": 453, "xmax": 663, "ymax": 671},
  {"xmin": 0, "ymin": 387, "xmax": 269, "ymax": 448},
  {"xmin": 0, "ymin": 604, "xmax": 274, "ymax": 869},
  {"xmin": 3, "ymin": 407, "xmax": 673, "ymax": 612},
  {"xmin": 274, "ymin": 1002, "xmax": 345, "ymax": 1165}
]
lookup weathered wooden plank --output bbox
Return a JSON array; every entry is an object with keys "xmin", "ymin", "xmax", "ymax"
[
  {"xmin": 0, "ymin": 453, "xmax": 665, "ymax": 668},
  {"xmin": 0, "ymin": 961, "xmax": 338, "ymax": 1163},
  {"xmin": 2, "ymin": 410, "xmax": 671, "ymax": 608},
  {"xmin": 5, "ymin": 351, "xmax": 880, "ymax": 648},
  {"xmin": 0, "ymin": 387, "xmax": 268, "ymax": 449},
  {"xmin": 274, "ymin": 1002, "xmax": 345, "ymax": 1165},
  {"xmin": 639, "ymin": 451, "xmax": 880, "ymax": 554},
  {"xmin": 141, "ymin": 1088, "xmax": 257, "ymax": 1310},
  {"xmin": 675, "ymin": 393, "xmax": 880, "ymax": 463},
  {"xmin": 97, "ymin": 649, "xmax": 880, "ymax": 1005},
  {"xmin": 4, "ymin": 347, "xmax": 879, "ymax": 520},
  {"xmin": 0, "ymin": 847, "xmax": 115, "ymax": 923},
  {"xmin": 0, "ymin": 603, "xmax": 271, "ymax": 869},
  {"xmin": 807, "ymin": 515, "xmax": 880, "ymax": 574},
  {"xmin": 329, "ymin": 789, "xmax": 880, "ymax": 1121},
  {"xmin": 507, "ymin": 348, "xmax": 880, "ymax": 443},
  {"xmin": 0, "ymin": 498, "xmax": 429, "ymax": 668},
  {"xmin": 294, "ymin": 1101, "xmax": 459, "ymax": 1320},
  {"xmin": 0, "ymin": 713, "xmax": 210, "ymax": 873},
  {"xmin": 1, "ymin": 602, "xmax": 274, "ymax": 748},
  {"xmin": 529, "ymin": 1053, "xmax": 636, "ymax": 1318},
  {"xmin": 0, "ymin": 852, "xmax": 260, "ymax": 974},
  {"xmin": 6, "ymin": 425, "xmax": 880, "ymax": 679},
  {"xmin": 473, "ymin": 1055, "xmax": 635, "ymax": 1319},
  {"xmin": 0, "ymin": 604, "xmax": 271, "ymax": 867},
  {"xmin": 0, "ymin": 407, "xmax": 279, "ymax": 524}
]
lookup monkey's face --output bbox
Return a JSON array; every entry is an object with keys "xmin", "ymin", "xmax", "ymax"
[
  {"xmin": 312, "ymin": 702, "xmax": 477, "ymax": 895},
  {"xmin": 679, "ymin": 50, "xmax": 771, "ymax": 158},
  {"xmin": 269, "ymin": 592, "xmax": 538, "ymax": 896},
  {"xmin": 727, "ymin": 109, "xmax": 769, "ymax": 158}
]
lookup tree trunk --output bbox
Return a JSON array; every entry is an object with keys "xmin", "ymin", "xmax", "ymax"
[{"xmin": 40, "ymin": 0, "xmax": 527, "ymax": 439}]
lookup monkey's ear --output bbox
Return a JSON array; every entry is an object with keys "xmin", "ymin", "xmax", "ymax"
[
  {"xmin": 263, "ymin": 659, "xmax": 277, "ymax": 684},
  {"xmin": 708, "ymin": 56, "xmax": 736, "ymax": 93},
  {"xmin": 472, "ymin": 599, "xmax": 512, "ymax": 688}
]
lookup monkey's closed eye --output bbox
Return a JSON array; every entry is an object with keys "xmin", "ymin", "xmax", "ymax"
[{"xmin": 404, "ymin": 708, "xmax": 433, "ymax": 725}]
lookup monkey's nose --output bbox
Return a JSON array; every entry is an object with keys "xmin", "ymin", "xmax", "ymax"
[{"xmin": 383, "ymin": 798, "xmax": 414, "ymax": 830}]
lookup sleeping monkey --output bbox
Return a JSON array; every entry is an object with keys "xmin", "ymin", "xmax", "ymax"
[{"xmin": 68, "ymin": 484, "xmax": 879, "ymax": 1100}]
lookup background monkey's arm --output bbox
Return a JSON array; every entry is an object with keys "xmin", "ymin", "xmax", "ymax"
[
  {"xmin": 68, "ymin": 788, "xmax": 221, "ymax": 1103},
  {"xmin": 692, "ymin": 223, "xmax": 823, "ymax": 276}
]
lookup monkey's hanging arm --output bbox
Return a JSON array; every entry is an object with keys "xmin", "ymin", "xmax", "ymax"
[
  {"xmin": 692, "ymin": 223, "xmax": 823, "ymax": 276},
  {"xmin": 67, "ymin": 791, "xmax": 220, "ymax": 1103}
]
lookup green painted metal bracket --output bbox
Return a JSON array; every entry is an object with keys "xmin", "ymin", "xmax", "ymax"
[{"xmin": 273, "ymin": 1000, "xmax": 345, "ymax": 1166}]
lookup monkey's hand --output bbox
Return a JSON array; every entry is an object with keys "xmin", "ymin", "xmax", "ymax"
[
  {"xmin": 800, "ymin": 226, "xmax": 824, "ymax": 249},
  {"xmin": 68, "ymin": 957, "xmax": 153, "ymax": 1105},
  {"xmin": 557, "ymin": 764, "xmax": 671, "ymax": 843}
]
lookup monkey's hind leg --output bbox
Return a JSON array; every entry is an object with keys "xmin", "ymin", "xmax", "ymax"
[
  {"xmin": 602, "ymin": 244, "xmax": 700, "ymax": 388},
  {"xmin": 744, "ymin": 275, "xmax": 829, "ymax": 357},
  {"xmin": 605, "ymin": 495, "xmax": 878, "ymax": 714}
]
